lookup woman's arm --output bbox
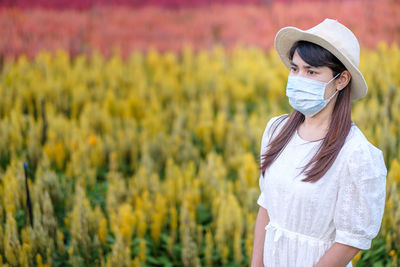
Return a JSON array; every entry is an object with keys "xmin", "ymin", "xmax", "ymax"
[
  {"xmin": 314, "ymin": 242, "xmax": 360, "ymax": 267},
  {"xmin": 251, "ymin": 206, "xmax": 270, "ymax": 267}
]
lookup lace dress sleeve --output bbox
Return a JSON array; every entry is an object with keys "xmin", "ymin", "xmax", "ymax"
[{"xmin": 333, "ymin": 141, "xmax": 388, "ymax": 250}]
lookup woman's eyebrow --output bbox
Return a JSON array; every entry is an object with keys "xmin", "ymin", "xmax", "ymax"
[{"xmin": 290, "ymin": 61, "xmax": 314, "ymax": 69}]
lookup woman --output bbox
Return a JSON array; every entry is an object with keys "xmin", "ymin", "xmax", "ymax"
[{"xmin": 251, "ymin": 19, "xmax": 387, "ymax": 267}]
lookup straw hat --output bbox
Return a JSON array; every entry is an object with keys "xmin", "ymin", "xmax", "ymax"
[{"xmin": 274, "ymin": 18, "xmax": 367, "ymax": 101}]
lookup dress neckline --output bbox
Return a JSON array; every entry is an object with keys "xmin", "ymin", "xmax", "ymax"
[
  {"xmin": 294, "ymin": 122, "xmax": 357, "ymax": 145},
  {"xmin": 295, "ymin": 128, "xmax": 324, "ymax": 145}
]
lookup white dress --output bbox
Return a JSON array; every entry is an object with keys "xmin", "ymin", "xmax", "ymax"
[{"xmin": 257, "ymin": 114, "xmax": 387, "ymax": 267}]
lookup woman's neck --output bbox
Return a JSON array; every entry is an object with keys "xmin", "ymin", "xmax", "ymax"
[
  {"xmin": 303, "ymin": 112, "xmax": 331, "ymax": 131},
  {"xmin": 298, "ymin": 99, "xmax": 336, "ymax": 141}
]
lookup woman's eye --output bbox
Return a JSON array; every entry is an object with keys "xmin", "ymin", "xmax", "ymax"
[
  {"xmin": 290, "ymin": 67, "xmax": 297, "ymax": 72},
  {"xmin": 308, "ymin": 70, "xmax": 315, "ymax": 75}
]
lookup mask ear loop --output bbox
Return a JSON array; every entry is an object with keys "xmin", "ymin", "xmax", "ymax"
[
  {"xmin": 326, "ymin": 89, "xmax": 339, "ymax": 101},
  {"xmin": 327, "ymin": 72, "xmax": 341, "ymax": 84},
  {"xmin": 325, "ymin": 72, "xmax": 341, "ymax": 100}
]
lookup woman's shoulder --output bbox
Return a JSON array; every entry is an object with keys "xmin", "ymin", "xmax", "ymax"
[
  {"xmin": 340, "ymin": 122, "xmax": 387, "ymax": 178},
  {"xmin": 343, "ymin": 122, "xmax": 381, "ymax": 153},
  {"xmin": 262, "ymin": 113, "xmax": 289, "ymax": 141}
]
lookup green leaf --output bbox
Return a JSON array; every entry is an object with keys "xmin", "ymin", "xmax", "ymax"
[
  {"xmin": 147, "ymin": 255, "xmax": 161, "ymax": 265},
  {"xmin": 196, "ymin": 203, "xmax": 212, "ymax": 225},
  {"xmin": 106, "ymin": 233, "xmax": 115, "ymax": 244},
  {"xmin": 16, "ymin": 209, "xmax": 25, "ymax": 229},
  {"xmin": 372, "ymin": 261, "xmax": 384, "ymax": 267},
  {"xmin": 158, "ymin": 255, "xmax": 172, "ymax": 266}
]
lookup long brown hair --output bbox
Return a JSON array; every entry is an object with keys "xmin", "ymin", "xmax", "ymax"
[{"xmin": 260, "ymin": 41, "xmax": 352, "ymax": 183}]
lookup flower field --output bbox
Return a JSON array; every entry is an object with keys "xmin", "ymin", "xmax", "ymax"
[{"xmin": 0, "ymin": 42, "xmax": 399, "ymax": 266}]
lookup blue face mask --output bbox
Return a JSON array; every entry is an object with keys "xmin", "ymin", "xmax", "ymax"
[{"xmin": 286, "ymin": 73, "xmax": 340, "ymax": 117}]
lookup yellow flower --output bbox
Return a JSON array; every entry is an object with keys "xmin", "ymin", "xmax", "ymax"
[
  {"xmin": 139, "ymin": 240, "xmax": 147, "ymax": 262},
  {"xmin": 98, "ymin": 217, "xmax": 108, "ymax": 245},
  {"xmin": 36, "ymin": 254, "xmax": 43, "ymax": 267},
  {"xmin": 88, "ymin": 134, "xmax": 98, "ymax": 146},
  {"xmin": 353, "ymin": 251, "xmax": 362, "ymax": 262}
]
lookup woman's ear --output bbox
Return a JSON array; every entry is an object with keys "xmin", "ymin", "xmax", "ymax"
[{"xmin": 336, "ymin": 70, "xmax": 351, "ymax": 91}]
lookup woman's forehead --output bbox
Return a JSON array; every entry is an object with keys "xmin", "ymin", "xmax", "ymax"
[{"xmin": 291, "ymin": 50, "xmax": 331, "ymax": 71}]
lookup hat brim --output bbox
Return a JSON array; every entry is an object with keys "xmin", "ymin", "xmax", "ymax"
[{"xmin": 274, "ymin": 26, "xmax": 368, "ymax": 101}]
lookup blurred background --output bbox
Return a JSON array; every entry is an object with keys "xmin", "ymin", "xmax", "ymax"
[{"xmin": 0, "ymin": 0, "xmax": 399, "ymax": 266}]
